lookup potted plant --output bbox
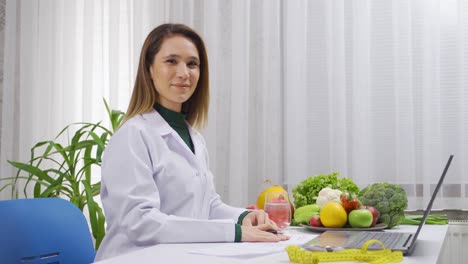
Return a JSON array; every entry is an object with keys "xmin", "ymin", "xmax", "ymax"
[{"xmin": 0, "ymin": 99, "xmax": 124, "ymax": 250}]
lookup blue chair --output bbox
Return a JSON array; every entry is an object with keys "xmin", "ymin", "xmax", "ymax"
[{"xmin": 0, "ymin": 198, "xmax": 95, "ymax": 264}]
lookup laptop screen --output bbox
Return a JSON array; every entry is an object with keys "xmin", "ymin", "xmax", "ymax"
[{"xmin": 407, "ymin": 155, "xmax": 453, "ymax": 253}]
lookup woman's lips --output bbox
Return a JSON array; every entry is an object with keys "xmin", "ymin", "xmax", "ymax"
[{"xmin": 172, "ymin": 84, "xmax": 190, "ymax": 88}]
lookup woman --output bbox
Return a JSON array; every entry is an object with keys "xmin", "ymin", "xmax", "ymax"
[{"xmin": 95, "ymin": 23, "xmax": 288, "ymax": 261}]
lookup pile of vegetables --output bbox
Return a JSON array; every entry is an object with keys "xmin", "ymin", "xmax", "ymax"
[
  {"xmin": 292, "ymin": 172, "xmax": 359, "ymax": 209},
  {"xmin": 292, "ymin": 173, "xmax": 414, "ymax": 229}
]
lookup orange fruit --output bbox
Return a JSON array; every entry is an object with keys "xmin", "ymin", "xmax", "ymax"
[{"xmin": 320, "ymin": 202, "xmax": 347, "ymax": 228}]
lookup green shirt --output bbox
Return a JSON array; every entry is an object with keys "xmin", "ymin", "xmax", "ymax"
[{"xmin": 154, "ymin": 104, "xmax": 194, "ymax": 153}]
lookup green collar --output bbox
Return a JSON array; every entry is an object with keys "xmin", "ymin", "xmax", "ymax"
[{"xmin": 154, "ymin": 104, "xmax": 187, "ymax": 129}]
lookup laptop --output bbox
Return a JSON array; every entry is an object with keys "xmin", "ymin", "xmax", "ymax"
[{"xmin": 302, "ymin": 155, "xmax": 454, "ymax": 256}]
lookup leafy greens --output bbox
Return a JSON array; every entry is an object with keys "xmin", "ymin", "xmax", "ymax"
[{"xmin": 292, "ymin": 172, "xmax": 359, "ymax": 209}]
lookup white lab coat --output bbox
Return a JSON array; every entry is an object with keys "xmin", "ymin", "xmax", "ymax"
[{"xmin": 95, "ymin": 109, "xmax": 246, "ymax": 261}]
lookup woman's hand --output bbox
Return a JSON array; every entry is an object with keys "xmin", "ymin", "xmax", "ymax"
[
  {"xmin": 241, "ymin": 211, "xmax": 289, "ymax": 242},
  {"xmin": 241, "ymin": 223, "xmax": 289, "ymax": 242},
  {"xmin": 242, "ymin": 210, "xmax": 277, "ymax": 227}
]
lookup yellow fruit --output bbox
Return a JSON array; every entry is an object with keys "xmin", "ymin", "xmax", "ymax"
[
  {"xmin": 320, "ymin": 202, "xmax": 347, "ymax": 228},
  {"xmin": 256, "ymin": 185, "xmax": 287, "ymax": 209}
]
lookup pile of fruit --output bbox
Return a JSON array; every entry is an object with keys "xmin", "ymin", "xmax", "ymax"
[{"xmin": 294, "ymin": 188, "xmax": 379, "ymax": 228}]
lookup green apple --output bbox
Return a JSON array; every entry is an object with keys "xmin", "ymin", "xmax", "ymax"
[{"xmin": 348, "ymin": 209, "xmax": 373, "ymax": 228}]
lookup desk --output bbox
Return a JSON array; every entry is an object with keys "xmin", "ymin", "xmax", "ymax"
[{"xmin": 94, "ymin": 225, "xmax": 448, "ymax": 264}]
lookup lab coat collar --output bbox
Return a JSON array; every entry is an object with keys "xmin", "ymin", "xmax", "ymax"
[
  {"xmin": 141, "ymin": 108, "xmax": 173, "ymax": 136},
  {"xmin": 141, "ymin": 109, "xmax": 207, "ymax": 172}
]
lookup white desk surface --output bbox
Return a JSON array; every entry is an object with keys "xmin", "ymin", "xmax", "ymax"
[{"xmin": 94, "ymin": 224, "xmax": 448, "ymax": 264}]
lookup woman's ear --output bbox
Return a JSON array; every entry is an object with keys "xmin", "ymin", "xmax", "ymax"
[{"xmin": 149, "ymin": 65, "xmax": 154, "ymax": 80}]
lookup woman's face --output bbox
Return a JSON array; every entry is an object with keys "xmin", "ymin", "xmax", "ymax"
[{"xmin": 150, "ymin": 35, "xmax": 200, "ymax": 112}]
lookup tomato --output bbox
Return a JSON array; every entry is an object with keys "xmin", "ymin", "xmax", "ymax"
[{"xmin": 341, "ymin": 193, "xmax": 360, "ymax": 213}]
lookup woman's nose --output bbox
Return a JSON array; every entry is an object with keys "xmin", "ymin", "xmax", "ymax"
[{"xmin": 176, "ymin": 63, "xmax": 189, "ymax": 79}]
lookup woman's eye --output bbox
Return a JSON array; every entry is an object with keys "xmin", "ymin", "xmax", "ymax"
[
  {"xmin": 166, "ymin": 59, "xmax": 177, "ymax": 64},
  {"xmin": 187, "ymin": 61, "xmax": 199, "ymax": 68}
]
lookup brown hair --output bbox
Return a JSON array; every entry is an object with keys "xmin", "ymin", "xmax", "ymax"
[{"xmin": 122, "ymin": 23, "xmax": 210, "ymax": 129}]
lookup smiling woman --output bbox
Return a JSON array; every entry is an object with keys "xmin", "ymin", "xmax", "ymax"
[
  {"xmin": 150, "ymin": 36, "xmax": 201, "ymax": 112},
  {"xmin": 94, "ymin": 23, "xmax": 288, "ymax": 261},
  {"xmin": 1, "ymin": 1, "xmax": 468, "ymax": 253}
]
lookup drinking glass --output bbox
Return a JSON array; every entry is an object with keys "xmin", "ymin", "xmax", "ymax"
[{"xmin": 264, "ymin": 191, "xmax": 291, "ymax": 232}]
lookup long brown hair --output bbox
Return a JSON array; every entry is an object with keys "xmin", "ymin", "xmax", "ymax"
[{"xmin": 122, "ymin": 23, "xmax": 210, "ymax": 129}]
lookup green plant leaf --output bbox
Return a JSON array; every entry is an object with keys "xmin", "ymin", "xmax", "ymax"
[
  {"xmin": 83, "ymin": 180, "xmax": 98, "ymax": 228},
  {"xmin": 83, "ymin": 180, "xmax": 106, "ymax": 250},
  {"xmin": 104, "ymin": 97, "xmax": 112, "ymax": 120},
  {"xmin": 91, "ymin": 182, "xmax": 101, "ymax": 196},
  {"xmin": 83, "ymin": 145, "xmax": 93, "ymax": 184},
  {"xmin": 8, "ymin": 161, "xmax": 55, "ymax": 184},
  {"xmin": 95, "ymin": 205, "xmax": 106, "ymax": 249},
  {"xmin": 111, "ymin": 110, "xmax": 125, "ymax": 132},
  {"xmin": 38, "ymin": 172, "xmax": 72, "ymax": 198},
  {"xmin": 104, "ymin": 97, "xmax": 125, "ymax": 132},
  {"xmin": 39, "ymin": 184, "xmax": 63, "ymax": 198},
  {"xmin": 0, "ymin": 182, "xmax": 15, "ymax": 193},
  {"xmin": 72, "ymin": 122, "xmax": 113, "ymax": 134},
  {"xmin": 88, "ymin": 131, "xmax": 105, "ymax": 150},
  {"xmin": 96, "ymin": 133, "xmax": 109, "ymax": 163},
  {"xmin": 33, "ymin": 181, "xmax": 41, "ymax": 197},
  {"xmin": 61, "ymin": 140, "xmax": 97, "ymax": 152},
  {"xmin": 32, "ymin": 142, "xmax": 72, "ymax": 169}
]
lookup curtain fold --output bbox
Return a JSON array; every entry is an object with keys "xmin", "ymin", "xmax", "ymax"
[{"xmin": 1, "ymin": 0, "xmax": 467, "ymax": 209}]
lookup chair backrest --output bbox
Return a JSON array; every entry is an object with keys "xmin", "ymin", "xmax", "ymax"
[{"xmin": 0, "ymin": 198, "xmax": 95, "ymax": 264}]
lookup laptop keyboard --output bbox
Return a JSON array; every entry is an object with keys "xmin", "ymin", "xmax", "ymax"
[{"xmin": 347, "ymin": 232, "xmax": 406, "ymax": 249}]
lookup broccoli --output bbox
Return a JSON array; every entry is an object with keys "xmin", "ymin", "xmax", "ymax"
[{"xmin": 358, "ymin": 182, "xmax": 408, "ymax": 228}]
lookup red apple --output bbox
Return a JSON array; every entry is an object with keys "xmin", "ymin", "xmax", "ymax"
[
  {"xmin": 309, "ymin": 213, "xmax": 322, "ymax": 227},
  {"xmin": 360, "ymin": 205, "xmax": 379, "ymax": 226}
]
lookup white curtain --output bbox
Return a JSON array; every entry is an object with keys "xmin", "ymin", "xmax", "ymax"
[{"xmin": 1, "ymin": 0, "xmax": 467, "ymax": 210}]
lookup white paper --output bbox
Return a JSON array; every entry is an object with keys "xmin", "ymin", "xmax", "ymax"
[{"xmin": 188, "ymin": 231, "xmax": 312, "ymax": 258}]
